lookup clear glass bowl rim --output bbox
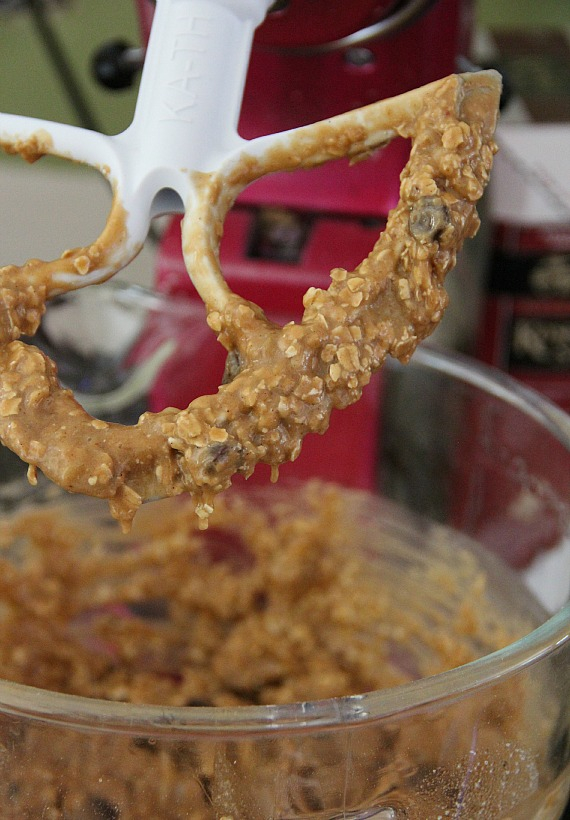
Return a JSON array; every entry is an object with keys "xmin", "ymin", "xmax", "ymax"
[{"xmin": 0, "ymin": 344, "xmax": 568, "ymax": 737}]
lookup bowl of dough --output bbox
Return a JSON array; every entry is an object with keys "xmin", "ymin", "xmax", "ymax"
[{"xmin": 0, "ymin": 284, "xmax": 568, "ymax": 819}]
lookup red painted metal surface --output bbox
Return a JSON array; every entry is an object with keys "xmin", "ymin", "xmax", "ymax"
[{"xmin": 252, "ymin": 0, "xmax": 400, "ymax": 48}]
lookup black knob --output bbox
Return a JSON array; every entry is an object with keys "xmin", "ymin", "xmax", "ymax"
[{"xmin": 92, "ymin": 39, "xmax": 144, "ymax": 90}]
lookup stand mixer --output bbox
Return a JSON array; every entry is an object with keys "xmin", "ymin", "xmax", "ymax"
[
  {"xmin": 0, "ymin": 5, "xmax": 568, "ymax": 817},
  {"xmin": 123, "ymin": 0, "xmax": 479, "ymax": 491},
  {"xmin": 0, "ymin": 0, "xmax": 500, "ymax": 516}
]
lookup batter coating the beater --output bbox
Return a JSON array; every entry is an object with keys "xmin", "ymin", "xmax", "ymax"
[{"xmin": 0, "ymin": 71, "xmax": 501, "ymax": 529}]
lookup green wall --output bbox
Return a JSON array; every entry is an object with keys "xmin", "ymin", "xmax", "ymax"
[
  {"xmin": 0, "ymin": 0, "xmax": 140, "ymax": 135},
  {"xmin": 476, "ymin": 0, "xmax": 569, "ymax": 30}
]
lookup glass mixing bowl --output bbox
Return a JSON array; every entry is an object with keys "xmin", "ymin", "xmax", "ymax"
[{"xmin": 0, "ymin": 284, "xmax": 568, "ymax": 819}]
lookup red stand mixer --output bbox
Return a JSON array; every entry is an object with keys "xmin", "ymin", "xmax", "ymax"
[{"xmin": 133, "ymin": 0, "xmax": 474, "ymax": 491}]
